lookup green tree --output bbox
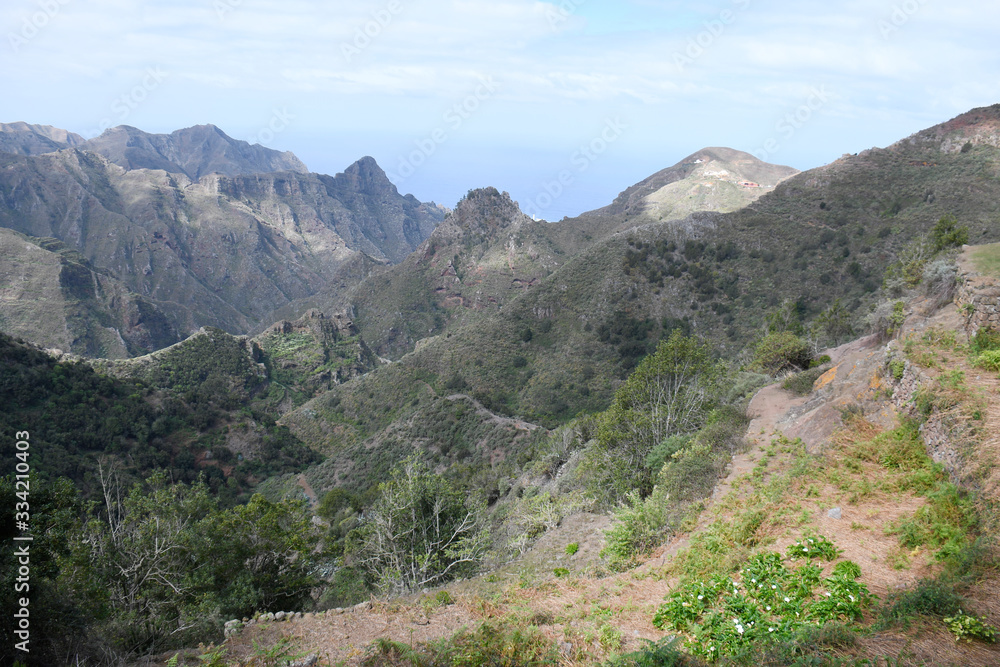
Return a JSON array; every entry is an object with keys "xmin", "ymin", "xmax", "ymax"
[
  {"xmin": 816, "ymin": 299, "xmax": 855, "ymax": 346},
  {"xmin": 350, "ymin": 457, "xmax": 488, "ymax": 596},
  {"xmin": 194, "ymin": 493, "xmax": 318, "ymax": 618},
  {"xmin": 765, "ymin": 299, "xmax": 807, "ymax": 336},
  {"xmin": 930, "ymin": 215, "xmax": 969, "ymax": 253},
  {"xmin": 584, "ymin": 331, "xmax": 721, "ymax": 502},
  {"xmin": 66, "ymin": 465, "xmax": 319, "ymax": 655}
]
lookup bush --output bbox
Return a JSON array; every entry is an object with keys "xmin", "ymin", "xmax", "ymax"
[
  {"xmin": 971, "ymin": 328, "xmax": 1000, "ymax": 355},
  {"xmin": 867, "ymin": 300, "xmax": 906, "ymax": 343},
  {"xmin": 944, "ymin": 612, "xmax": 998, "ymax": 643},
  {"xmin": 645, "ymin": 434, "xmax": 692, "ymax": 473},
  {"xmin": 922, "ymin": 259, "xmax": 958, "ymax": 307},
  {"xmin": 751, "ymin": 332, "xmax": 811, "ymax": 375},
  {"xmin": 974, "ymin": 350, "xmax": 1000, "ymax": 372},
  {"xmin": 781, "ymin": 367, "xmax": 827, "ymax": 396},
  {"xmin": 602, "ymin": 491, "xmax": 667, "ymax": 571},
  {"xmin": 361, "ymin": 618, "xmax": 559, "ymax": 666},
  {"xmin": 878, "ymin": 578, "xmax": 967, "ymax": 625},
  {"xmin": 930, "ymin": 215, "xmax": 969, "ymax": 252}
]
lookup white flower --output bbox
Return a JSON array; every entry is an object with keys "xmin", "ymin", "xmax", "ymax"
[
  {"xmin": 752, "ymin": 578, "xmax": 757, "ymax": 583},
  {"xmin": 808, "ymin": 538, "xmax": 814, "ymax": 543},
  {"xmin": 769, "ymin": 627, "xmax": 774, "ymax": 632},
  {"xmin": 698, "ymin": 595, "xmax": 704, "ymax": 600},
  {"xmin": 772, "ymin": 585, "xmax": 777, "ymax": 589},
  {"xmin": 826, "ymin": 592, "xmax": 832, "ymax": 597},
  {"xmin": 766, "ymin": 606, "xmax": 772, "ymax": 611},
  {"xmin": 784, "ymin": 597, "xmax": 791, "ymax": 602}
]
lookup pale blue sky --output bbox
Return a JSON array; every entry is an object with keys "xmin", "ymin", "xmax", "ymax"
[{"xmin": 3, "ymin": 0, "xmax": 999, "ymax": 218}]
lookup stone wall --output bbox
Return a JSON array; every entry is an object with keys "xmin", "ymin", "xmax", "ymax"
[{"xmin": 956, "ymin": 271, "xmax": 1000, "ymax": 336}]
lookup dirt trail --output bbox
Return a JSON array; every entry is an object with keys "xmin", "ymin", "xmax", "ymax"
[{"xmin": 156, "ymin": 289, "xmax": 1000, "ymax": 666}]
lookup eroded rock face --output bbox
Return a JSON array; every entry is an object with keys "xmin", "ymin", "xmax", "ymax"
[{"xmin": 0, "ymin": 146, "xmax": 443, "ymax": 351}]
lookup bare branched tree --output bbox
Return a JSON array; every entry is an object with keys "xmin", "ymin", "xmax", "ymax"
[{"xmin": 353, "ymin": 457, "xmax": 488, "ymax": 596}]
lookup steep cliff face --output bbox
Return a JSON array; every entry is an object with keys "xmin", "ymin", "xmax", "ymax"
[
  {"xmin": 0, "ymin": 147, "xmax": 444, "ymax": 348},
  {"xmin": 0, "ymin": 228, "xmax": 177, "ymax": 357}
]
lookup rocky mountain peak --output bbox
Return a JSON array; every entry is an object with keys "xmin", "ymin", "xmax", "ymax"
[
  {"xmin": 595, "ymin": 147, "xmax": 799, "ymax": 218},
  {"xmin": 450, "ymin": 187, "xmax": 532, "ymax": 235},
  {"xmin": 340, "ymin": 156, "xmax": 397, "ymax": 194}
]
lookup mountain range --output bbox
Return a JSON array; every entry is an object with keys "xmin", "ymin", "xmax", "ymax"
[
  {"xmin": 0, "ymin": 123, "xmax": 445, "ymax": 355},
  {"xmin": 4, "ymin": 106, "xmax": 1000, "ymax": 664},
  {"xmin": 4, "ymin": 106, "xmax": 1000, "ymax": 474}
]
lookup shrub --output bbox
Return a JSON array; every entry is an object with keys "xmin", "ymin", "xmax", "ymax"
[
  {"xmin": 930, "ymin": 215, "xmax": 969, "ymax": 253},
  {"xmin": 565, "ymin": 542, "xmax": 580, "ymax": 555},
  {"xmin": 349, "ymin": 457, "xmax": 489, "ymax": 595},
  {"xmin": 867, "ymin": 300, "xmax": 906, "ymax": 343},
  {"xmin": 781, "ymin": 367, "xmax": 827, "ymax": 397},
  {"xmin": 878, "ymin": 578, "xmax": 966, "ymax": 626},
  {"xmin": 602, "ymin": 491, "xmax": 665, "ymax": 571},
  {"xmin": 943, "ymin": 612, "xmax": 998, "ymax": 643},
  {"xmin": 922, "ymin": 259, "xmax": 958, "ymax": 307},
  {"xmin": 971, "ymin": 327, "xmax": 1000, "ymax": 354},
  {"xmin": 974, "ymin": 350, "xmax": 1000, "ymax": 372},
  {"xmin": 652, "ymin": 539, "xmax": 875, "ymax": 661},
  {"xmin": 645, "ymin": 434, "xmax": 693, "ymax": 474},
  {"xmin": 751, "ymin": 332, "xmax": 811, "ymax": 375}
]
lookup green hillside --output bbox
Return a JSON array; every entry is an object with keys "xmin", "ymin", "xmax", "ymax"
[{"xmin": 280, "ymin": 105, "xmax": 1000, "ymax": 500}]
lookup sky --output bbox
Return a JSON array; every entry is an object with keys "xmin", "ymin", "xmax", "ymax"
[{"xmin": 2, "ymin": 0, "xmax": 999, "ymax": 219}]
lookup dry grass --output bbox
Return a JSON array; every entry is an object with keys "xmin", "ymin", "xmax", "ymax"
[{"xmin": 969, "ymin": 242, "xmax": 1000, "ymax": 277}]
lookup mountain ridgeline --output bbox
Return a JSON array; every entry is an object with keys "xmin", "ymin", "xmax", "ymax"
[
  {"xmin": 275, "ymin": 105, "xmax": 1000, "ymax": 493},
  {"xmin": 0, "ymin": 124, "xmax": 446, "ymax": 356},
  {"xmin": 77, "ymin": 124, "xmax": 310, "ymax": 180},
  {"xmin": 4, "ymin": 107, "xmax": 1000, "ymax": 663}
]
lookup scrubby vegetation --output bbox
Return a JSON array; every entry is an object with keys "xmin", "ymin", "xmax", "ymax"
[{"xmin": 7, "ymin": 111, "xmax": 1000, "ymax": 665}]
